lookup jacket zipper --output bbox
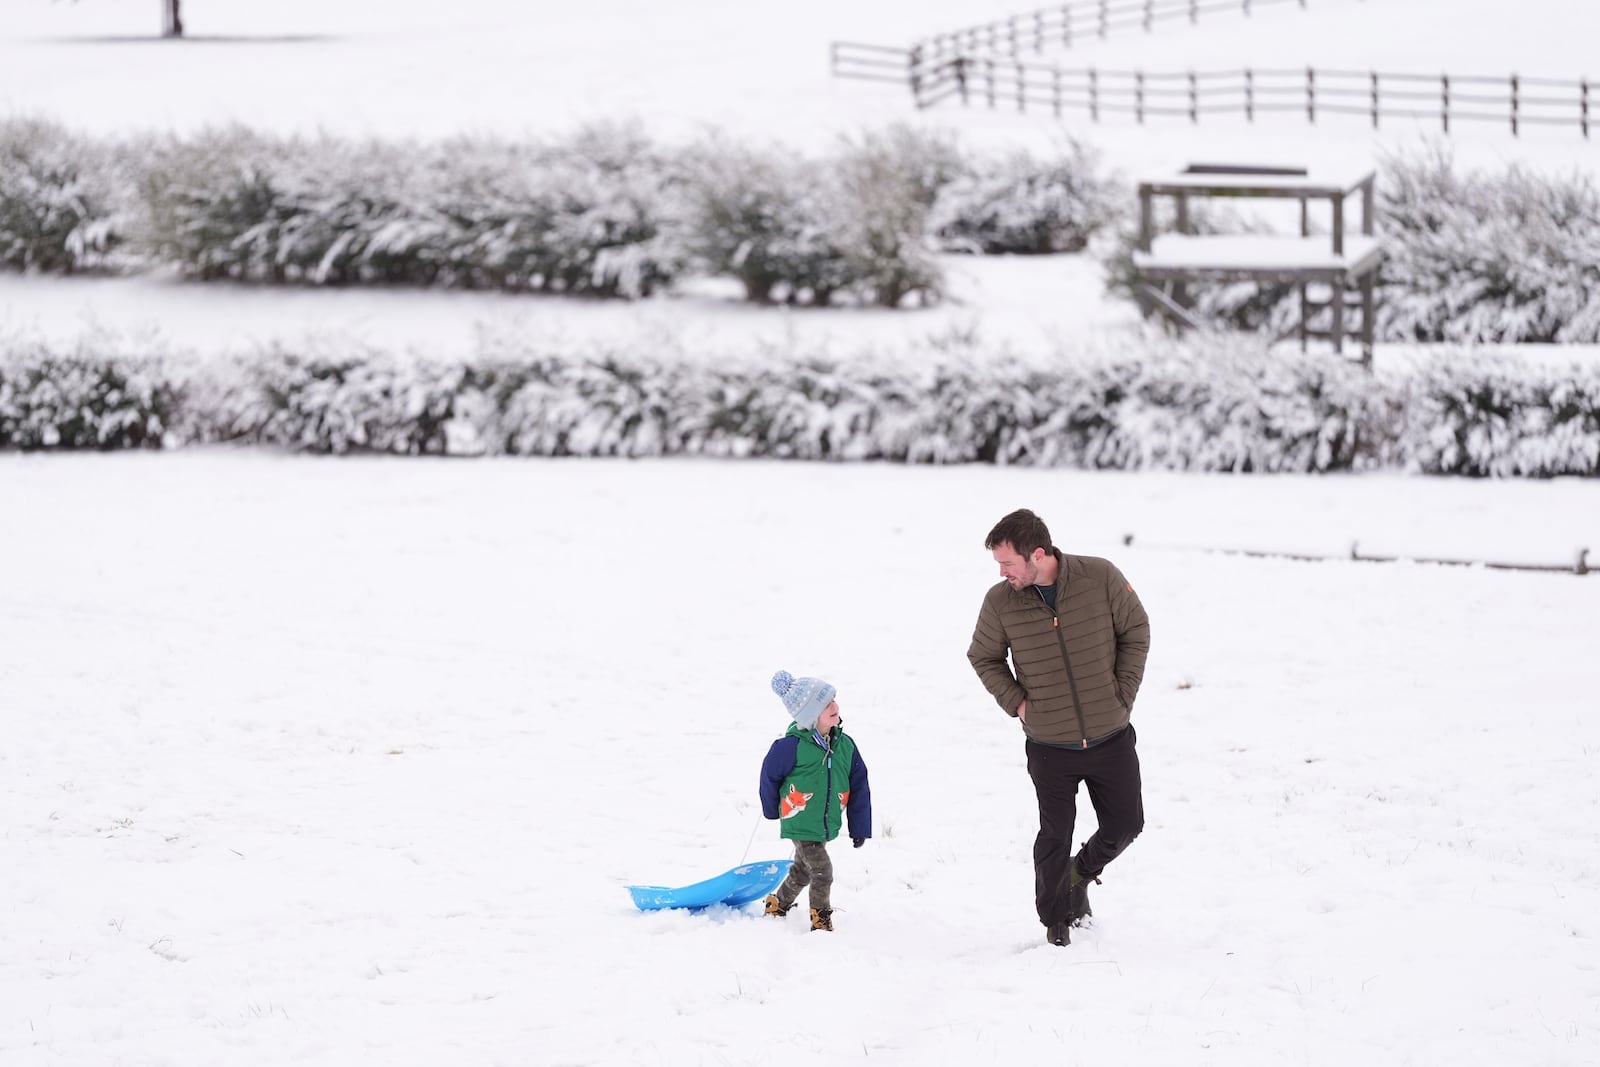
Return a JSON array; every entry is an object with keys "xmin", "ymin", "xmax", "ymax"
[
  {"xmin": 1036, "ymin": 586, "xmax": 1092, "ymax": 747},
  {"xmin": 814, "ymin": 730, "xmax": 834, "ymax": 838}
]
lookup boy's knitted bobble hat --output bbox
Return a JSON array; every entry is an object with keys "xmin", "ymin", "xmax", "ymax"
[{"xmin": 771, "ymin": 670, "xmax": 836, "ymax": 731}]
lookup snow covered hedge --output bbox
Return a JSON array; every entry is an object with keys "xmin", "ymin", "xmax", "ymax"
[
  {"xmin": 679, "ymin": 128, "xmax": 949, "ymax": 307},
  {"xmin": 0, "ymin": 119, "xmax": 123, "ymax": 273},
  {"xmin": 929, "ymin": 138, "xmax": 1120, "ymax": 256},
  {"xmin": 135, "ymin": 125, "xmax": 685, "ymax": 297},
  {"xmin": 0, "ymin": 337, "xmax": 183, "ymax": 449},
  {"xmin": 4, "ymin": 334, "xmax": 1597, "ymax": 476},
  {"xmin": 1376, "ymin": 153, "xmax": 1600, "ymax": 344},
  {"xmin": 0, "ymin": 120, "xmax": 1125, "ymax": 307}
]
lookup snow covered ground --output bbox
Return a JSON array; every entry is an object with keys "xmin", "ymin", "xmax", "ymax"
[
  {"xmin": 3, "ymin": 455, "xmax": 1597, "ymax": 1065},
  {"xmin": 3, "ymin": 2, "xmax": 1600, "ymax": 1065},
  {"xmin": 0, "ymin": 255, "xmax": 1145, "ymax": 365}
]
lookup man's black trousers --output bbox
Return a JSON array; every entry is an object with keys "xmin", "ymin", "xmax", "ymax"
[{"xmin": 1025, "ymin": 724, "xmax": 1145, "ymax": 927}]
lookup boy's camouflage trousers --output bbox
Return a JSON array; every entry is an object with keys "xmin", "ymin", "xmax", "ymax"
[{"xmin": 773, "ymin": 840, "xmax": 833, "ymax": 912}]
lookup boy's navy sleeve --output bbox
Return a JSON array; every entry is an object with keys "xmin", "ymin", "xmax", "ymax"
[
  {"xmin": 759, "ymin": 737, "xmax": 800, "ymax": 820},
  {"xmin": 846, "ymin": 744, "xmax": 872, "ymax": 840}
]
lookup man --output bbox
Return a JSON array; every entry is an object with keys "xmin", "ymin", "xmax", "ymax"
[{"xmin": 966, "ymin": 508, "xmax": 1151, "ymax": 947}]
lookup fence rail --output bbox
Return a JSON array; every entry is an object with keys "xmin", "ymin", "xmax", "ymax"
[
  {"xmin": 917, "ymin": 0, "xmax": 1314, "ymax": 59},
  {"xmin": 830, "ymin": 43, "xmax": 1595, "ymax": 137}
]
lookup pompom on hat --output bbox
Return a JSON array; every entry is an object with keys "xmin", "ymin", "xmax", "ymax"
[{"xmin": 771, "ymin": 669, "xmax": 837, "ymax": 731}]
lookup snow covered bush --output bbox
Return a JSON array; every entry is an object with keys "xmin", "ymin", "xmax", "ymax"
[
  {"xmin": 529, "ymin": 123, "xmax": 688, "ymax": 299},
  {"xmin": 490, "ymin": 355, "xmax": 690, "ymax": 457},
  {"xmin": 840, "ymin": 124, "xmax": 967, "ymax": 213},
  {"xmin": 681, "ymin": 126, "xmax": 966, "ymax": 307},
  {"xmin": 827, "ymin": 129, "xmax": 945, "ymax": 308},
  {"xmin": 1397, "ymin": 351, "xmax": 1600, "ymax": 476},
  {"xmin": 679, "ymin": 137, "xmax": 853, "ymax": 305},
  {"xmin": 1095, "ymin": 340, "xmax": 1392, "ymax": 472},
  {"xmin": 136, "ymin": 126, "xmax": 300, "ymax": 282},
  {"xmin": 1377, "ymin": 152, "xmax": 1600, "ymax": 344},
  {"xmin": 206, "ymin": 346, "xmax": 468, "ymax": 454},
  {"xmin": 929, "ymin": 139, "xmax": 1121, "ymax": 255},
  {"xmin": 0, "ymin": 119, "xmax": 122, "ymax": 273},
  {"xmin": 0, "ymin": 339, "xmax": 181, "ymax": 449}
]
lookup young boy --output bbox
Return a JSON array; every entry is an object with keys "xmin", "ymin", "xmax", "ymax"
[{"xmin": 759, "ymin": 669, "xmax": 872, "ymax": 932}]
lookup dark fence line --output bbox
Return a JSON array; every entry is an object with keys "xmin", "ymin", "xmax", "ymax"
[
  {"xmin": 1123, "ymin": 536, "xmax": 1594, "ymax": 576},
  {"xmin": 830, "ymin": 43, "xmax": 1595, "ymax": 136},
  {"xmin": 918, "ymin": 0, "xmax": 1314, "ymax": 59}
]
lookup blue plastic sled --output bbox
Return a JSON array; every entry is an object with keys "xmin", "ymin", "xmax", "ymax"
[{"xmin": 627, "ymin": 859, "xmax": 793, "ymax": 912}]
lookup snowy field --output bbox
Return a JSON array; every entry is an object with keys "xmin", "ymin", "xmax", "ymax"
[
  {"xmin": 4, "ymin": 1, "xmax": 1600, "ymax": 1065},
  {"xmin": 3, "ymin": 455, "xmax": 1598, "ymax": 1065}
]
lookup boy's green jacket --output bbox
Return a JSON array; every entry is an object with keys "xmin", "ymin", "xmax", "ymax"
[{"xmin": 759, "ymin": 724, "xmax": 872, "ymax": 843}]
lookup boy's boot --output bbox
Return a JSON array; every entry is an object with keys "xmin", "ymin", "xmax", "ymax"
[
  {"xmin": 810, "ymin": 907, "xmax": 834, "ymax": 932},
  {"xmin": 1066, "ymin": 861, "xmax": 1101, "ymax": 926},
  {"xmin": 1046, "ymin": 920, "xmax": 1071, "ymax": 946},
  {"xmin": 763, "ymin": 894, "xmax": 790, "ymax": 917}
]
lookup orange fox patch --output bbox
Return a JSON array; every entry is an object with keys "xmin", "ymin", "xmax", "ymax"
[
  {"xmin": 838, "ymin": 790, "xmax": 850, "ymax": 809},
  {"xmin": 780, "ymin": 784, "xmax": 814, "ymax": 819}
]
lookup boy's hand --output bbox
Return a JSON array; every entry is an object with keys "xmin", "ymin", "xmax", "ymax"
[{"xmin": 852, "ymin": 837, "xmax": 866, "ymax": 848}]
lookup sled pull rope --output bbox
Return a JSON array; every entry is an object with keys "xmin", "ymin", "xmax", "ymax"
[{"xmin": 739, "ymin": 810, "xmax": 762, "ymax": 864}]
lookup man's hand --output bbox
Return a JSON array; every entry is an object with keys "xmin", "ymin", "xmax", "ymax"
[{"xmin": 1017, "ymin": 699, "xmax": 1028, "ymax": 722}]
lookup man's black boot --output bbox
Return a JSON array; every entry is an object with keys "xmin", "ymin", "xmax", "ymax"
[{"xmin": 1067, "ymin": 862, "xmax": 1101, "ymax": 926}]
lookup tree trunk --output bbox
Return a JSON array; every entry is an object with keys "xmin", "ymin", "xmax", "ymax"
[{"xmin": 162, "ymin": 0, "xmax": 184, "ymax": 38}]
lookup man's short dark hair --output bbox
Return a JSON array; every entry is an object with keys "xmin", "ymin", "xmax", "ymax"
[{"xmin": 985, "ymin": 509, "xmax": 1053, "ymax": 558}]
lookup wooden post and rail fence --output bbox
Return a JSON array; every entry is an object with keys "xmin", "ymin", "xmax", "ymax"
[
  {"xmin": 831, "ymin": 42, "xmax": 1594, "ymax": 137},
  {"xmin": 916, "ymin": 0, "xmax": 1317, "ymax": 60},
  {"xmin": 831, "ymin": 0, "xmax": 1592, "ymax": 137}
]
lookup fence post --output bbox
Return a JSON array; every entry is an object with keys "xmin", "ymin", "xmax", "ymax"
[
  {"xmin": 1370, "ymin": 71, "xmax": 1379, "ymax": 128},
  {"xmin": 1009, "ymin": 15, "xmax": 1020, "ymax": 56},
  {"xmin": 1053, "ymin": 67, "xmax": 1063, "ymax": 117},
  {"xmin": 986, "ymin": 58, "xmax": 997, "ymax": 109},
  {"xmin": 1090, "ymin": 67, "xmax": 1099, "ymax": 121},
  {"xmin": 1063, "ymin": 4, "xmax": 1072, "ymax": 47},
  {"xmin": 909, "ymin": 45, "xmax": 924, "ymax": 108},
  {"xmin": 1035, "ymin": 11, "xmax": 1045, "ymax": 52},
  {"xmin": 957, "ymin": 57, "xmax": 970, "ymax": 107},
  {"xmin": 1098, "ymin": 0, "xmax": 1109, "ymax": 39},
  {"xmin": 1190, "ymin": 0, "xmax": 1198, "ymax": 24},
  {"xmin": 1144, "ymin": 0, "xmax": 1153, "ymax": 33},
  {"xmin": 1016, "ymin": 61, "xmax": 1026, "ymax": 112},
  {"xmin": 1511, "ymin": 73, "xmax": 1519, "ymax": 136},
  {"xmin": 1246, "ymin": 68, "xmax": 1254, "ymax": 121},
  {"xmin": 1583, "ymin": 79, "xmax": 1591, "ymax": 139},
  {"xmin": 1244, "ymin": 0, "xmax": 1252, "ymax": 15},
  {"xmin": 1306, "ymin": 67, "xmax": 1316, "ymax": 123},
  {"xmin": 1441, "ymin": 73, "xmax": 1450, "ymax": 133},
  {"xmin": 1189, "ymin": 71, "xmax": 1198, "ymax": 123},
  {"xmin": 1137, "ymin": 71, "xmax": 1146, "ymax": 123}
]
